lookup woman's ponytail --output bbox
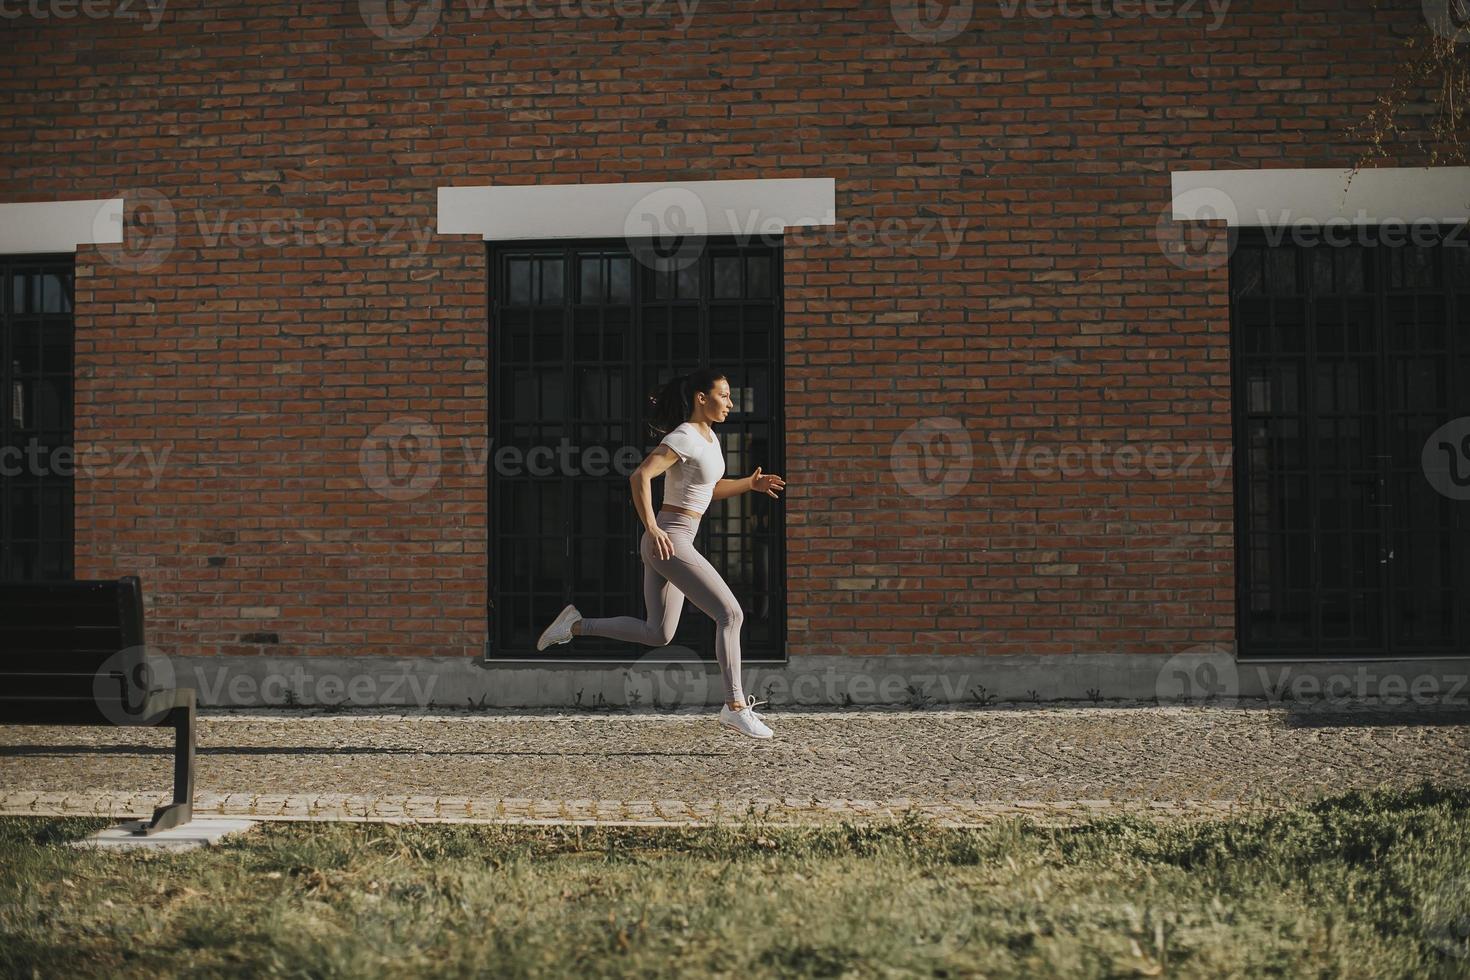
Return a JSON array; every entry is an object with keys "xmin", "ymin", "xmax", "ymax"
[{"xmin": 646, "ymin": 366, "xmax": 725, "ymax": 442}]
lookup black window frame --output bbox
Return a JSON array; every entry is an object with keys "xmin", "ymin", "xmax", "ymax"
[
  {"xmin": 1228, "ymin": 222, "xmax": 1470, "ymax": 660},
  {"xmin": 484, "ymin": 235, "xmax": 788, "ymax": 665},
  {"xmin": 1, "ymin": 253, "xmax": 76, "ymax": 582}
]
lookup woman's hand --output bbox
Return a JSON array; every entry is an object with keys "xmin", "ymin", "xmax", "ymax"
[
  {"xmin": 751, "ymin": 467, "xmax": 785, "ymax": 499},
  {"xmin": 649, "ymin": 526, "xmax": 676, "ymax": 561}
]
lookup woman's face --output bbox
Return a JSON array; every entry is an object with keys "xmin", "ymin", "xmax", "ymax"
[{"xmin": 697, "ymin": 380, "xmax": 733, "ymax": 423}]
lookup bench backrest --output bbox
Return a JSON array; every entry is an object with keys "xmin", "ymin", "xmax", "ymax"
[{"xmin": 0, "ymin": 576, "xmax": 148, "ymax": 705}]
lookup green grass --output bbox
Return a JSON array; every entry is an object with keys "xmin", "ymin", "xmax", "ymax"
[{"xmin": 2, "ymin": 784, "xmax": 1468, "ymax": 979}]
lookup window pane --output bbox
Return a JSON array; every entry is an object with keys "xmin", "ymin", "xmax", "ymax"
[
  {"xmin": 603, "ymin": 308, "xmax": 629, "ymax": 359},
  {"xmin": 1311, "ymin": 248, "xmax": 1333, "ymax": 295},
  {"xmin": 579, "ymin": 256, "xmax": 602, "ymax": 303},
  {"xmin": 534, "ymin": 310, "xmax": 563, "ymax": 360},
  {"xmin": 608, "ymin": 256, "xmax": 632, "ymax": 304},
  {"xmin": 746, "ymin": 255, "xmax": 770, "ymax": 298},
  {"xmin": 710, "ymin": 307, "xmax": 740, "ymax": 360},
  {"xmin": 1448, "ymin": 237, "xmax": 1468, "ymax": 284},
  {"xmin": 1385, "ymin": 243, "xmax": 1435, "ymax": 289},
  {"xmin": 502, "ymin": 310, "xmax": 531, "ymax": 361},
  {"xmin": 41, "ymin": 272, "xmax": 69, "ymax": 314},
  {"xmin": 12, "ymin": 322, "xmax": 40, "ymax": 373},
  {"xmin": 1265, "ymin": 249, "xmax": 1296, "ymax": 295},
  {"xmin": 43, "ymin": 325, "xmax": 72, "ymax": 375},
  {"xmin": 507, "ymin": 259, "xmax": 531, "ymax": 305},
  {"xmin": 538, "ymin": 258, "xmax": 564, "ymax": 305},
  {"xmin": 676, "ymin": 262, "xmax": 700, "ymax": 299},
  {"xmin": 1232, "ymin": 247, "xmax": 1264, "ymax": 299},
  {"xmin": 743, "ymin": 307, "xmax": 773, "ymax": 360},
  {"xmin": 713, "ymin": 255, "xmax": 741, "ymax": 298},
  {"xmin": 1340, "ymin": 247, "xmax": 1365, "ymax": 294}
]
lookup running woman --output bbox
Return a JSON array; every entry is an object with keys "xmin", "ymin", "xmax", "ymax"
[{"xmin": 534, "ymin": 367, "xmax": 786, "ymax": 739}]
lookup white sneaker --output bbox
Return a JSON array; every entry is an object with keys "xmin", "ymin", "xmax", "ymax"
[
  {"xmin": 718, "ymin": 696, "xmax": 773, "ymax": 739},
  {"xmin": 536, "ymin": 603, "xmax": 582, "ymax": 651},
  {"xmin": 744, "ymin": 694, "xmax": 768, "ymax": 721},
  {"xmin": 717, "ymin": 694, "xmax": 768, "ymax": 718}
]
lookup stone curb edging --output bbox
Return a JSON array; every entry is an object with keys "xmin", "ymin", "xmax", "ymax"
[{"xmin": 0, "ymin": 790, "xmax": 1289, "ymax": 829}]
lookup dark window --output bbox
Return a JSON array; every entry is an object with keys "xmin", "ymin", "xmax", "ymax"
[
  {"xmin": 487, "ymin": 237, "xmax": 786, "ymax": 663},
  {"xmin": 1, "ymin": 255, "xmax": 75, "ymax": 580},
  {"xmin": 1230, "ymin": 225, "xmax": 1470, "ymax": 658}
]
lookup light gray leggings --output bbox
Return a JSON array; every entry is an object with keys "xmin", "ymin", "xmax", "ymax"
[{"xmin": 577, "ymin": 509, "xmax": 745, "ymax": 705}]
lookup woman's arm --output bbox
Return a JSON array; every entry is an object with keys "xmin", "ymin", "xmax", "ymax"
[
  {"xmin": 629, "ymin": 447, "xmax": 679, "ymax": 530},
  {"xmin": 721, "ymin": 467, "xmax": 784, "ymax": 501},
  {"xmin": 710, "ymin": 477, "xmax": 754, "ymax": 502}
]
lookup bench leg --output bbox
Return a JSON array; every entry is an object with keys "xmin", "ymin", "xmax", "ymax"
[{"xmin": 132, "ymin": 696, "xmax": 196, "ymax": 836}]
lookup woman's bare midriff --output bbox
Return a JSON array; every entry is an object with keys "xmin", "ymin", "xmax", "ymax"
[{"xmin": 659, "ymin": 504, "xmax": 702, "ymax": 519}]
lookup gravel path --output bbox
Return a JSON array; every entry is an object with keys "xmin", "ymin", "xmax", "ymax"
[{"xmin": 2, "ymin": 702, "xmax": 1466, "ymax": 826}]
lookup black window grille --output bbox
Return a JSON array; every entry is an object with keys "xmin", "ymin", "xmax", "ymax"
[
  {"xmin": 1230, "ymin": 224, "xmax": 1470, "ymax": 658},
  {"xmin": 486, "ymin": 237, "xmax": 787, "ymax": 663},
  {"xmin": 1, "ymin": 255, "xmax": 75, "ymax": 581}
]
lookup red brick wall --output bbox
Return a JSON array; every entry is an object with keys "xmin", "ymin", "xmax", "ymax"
[{"xmin": 0, "ymin": 0, "xmax": 1442, "ymax": 659}]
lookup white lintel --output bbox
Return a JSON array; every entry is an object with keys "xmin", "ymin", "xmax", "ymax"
[
  {"xmin": 437, "ymin": 178, "xmax": 837, "ymax": 241},
  {"xmin": 1170, "ymin": 167, "xmax": 1470, "ymax": 227},
  {"xmin": 0, "ymin": 198, "xmax": 125, "ymax": 253}
]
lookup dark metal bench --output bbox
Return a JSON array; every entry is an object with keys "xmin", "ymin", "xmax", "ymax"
[{"xmin": 0, "ymin": 575, "xmax": 196, "ymax": 835}]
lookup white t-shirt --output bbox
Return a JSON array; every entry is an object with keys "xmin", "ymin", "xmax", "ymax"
[{"xmin": 657, "ymin": 422, "xmax": 725, "ymax": 514}]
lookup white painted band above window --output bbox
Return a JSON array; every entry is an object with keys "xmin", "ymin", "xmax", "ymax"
[
  {"xmin": 437, "ymin": 178, "xmax": 837, "ymax": 241},
  {"xmin": 0, "ymin": 198, "xmax": 125, "ymax": 254},
  {"xmin": 1170, "ymin": 167, "xmax": 1470, "ymax": 226}
]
